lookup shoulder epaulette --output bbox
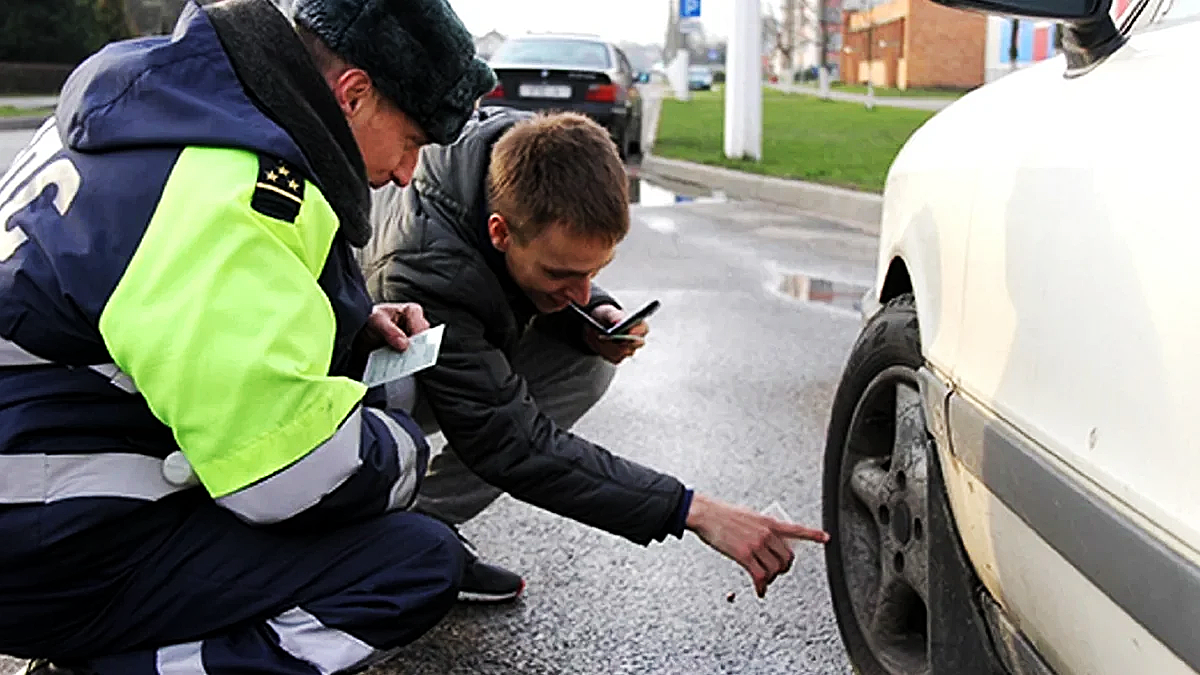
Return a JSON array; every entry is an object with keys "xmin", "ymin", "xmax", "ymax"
[{"xmin": 251, "ymin": 154, "xmax": 305, "ymax": 222}]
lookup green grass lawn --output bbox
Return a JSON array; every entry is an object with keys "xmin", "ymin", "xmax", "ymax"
[
  {"xmin": 0, "ymin": 106, "xmax": 53, "ymax": 118},
  {"xmin": 654, "ymin": 89, "xmax": 936, "ymax": 193}
]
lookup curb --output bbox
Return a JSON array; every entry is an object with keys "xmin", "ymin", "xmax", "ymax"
[
  {"xmin": 0, "ymin": 115, "xmax": 49, "ymax": 131},
  {"xmin": 638, "ymin": 154, "xmax": 883, "ymax": 234}
]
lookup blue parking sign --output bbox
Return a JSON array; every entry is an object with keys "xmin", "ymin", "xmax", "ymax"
[{"xmin": 680, "ymin": 0, "xmax": 701, "ymax": 18}]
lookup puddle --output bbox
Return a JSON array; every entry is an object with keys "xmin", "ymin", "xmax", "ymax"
[
  {"xmin": 776, "ymin": 272, "xmax": 869, "ymax": 314},
  {"xmin": 627, "ymin": 170, "xmax": 726, "ymax": 206}
]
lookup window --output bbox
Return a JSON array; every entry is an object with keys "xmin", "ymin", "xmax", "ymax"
[
  {"xmin": 616, "ymin": 49, "xmax": 632, "ymax": 75},
  {"xmin": 491, "ymin": 39, "xmax": 613, "ymax": 69}
]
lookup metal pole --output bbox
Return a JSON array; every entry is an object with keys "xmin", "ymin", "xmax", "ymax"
[
  {"xmin": 865, "ymin": 0, "xmax": 875, "ymax": 109},
  {"xmin": 724, "ymin": 0, "xmax": 762, "ymax": 160}
]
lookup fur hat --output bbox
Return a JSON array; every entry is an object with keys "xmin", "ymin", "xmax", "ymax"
[{"xmin": 293, "ymin": 0, "xmax": 497, "ymax": 145}]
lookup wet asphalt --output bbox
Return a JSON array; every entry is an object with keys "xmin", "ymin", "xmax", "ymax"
[{"xmin": 0, "ymin": 131, "xmax": 878, "ymax": 674}]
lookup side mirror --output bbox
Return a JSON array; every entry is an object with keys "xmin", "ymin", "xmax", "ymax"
[{"xmin": 930, "ymin": 0, "xmax": 1122, "ymax": 74}]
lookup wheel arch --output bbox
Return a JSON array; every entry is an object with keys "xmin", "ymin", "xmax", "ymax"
[{"xmin": 880, "ymin": 257, "xmax": 914, "ymax": 305}]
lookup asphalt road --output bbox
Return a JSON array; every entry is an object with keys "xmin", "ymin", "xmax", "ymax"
[
  {"xmin": 0, "ymin": 130, "xmax": 877, "ymax": 674},
  {"xmin": 1, "ymin": 130, "xmax": 34, "ymax": 171}
]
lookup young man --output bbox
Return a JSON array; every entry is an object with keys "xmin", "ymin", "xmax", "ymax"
[
  {"xmin": 361, "ymin": 108, "xmax": 829, "ymax": 604},
  {"xmin": 0, "ymin": 0, "xmax": 497, "ymax": 673}
]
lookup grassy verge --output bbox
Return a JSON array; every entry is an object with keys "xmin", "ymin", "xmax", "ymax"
[
  {"xmin": 0, "ymin": 106, "xmax": 53, "ymax": 118},
  {"xmin": 654, "ymin": 89, "xmax": 935, "ymax": 193}
]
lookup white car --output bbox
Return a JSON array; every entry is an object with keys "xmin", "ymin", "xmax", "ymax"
[{"xmin": 821, "ymin": 0, "xmax": 1200, "ymax": 673}]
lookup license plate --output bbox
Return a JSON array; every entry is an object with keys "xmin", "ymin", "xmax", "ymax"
[{"xmin": 518, "ymin": 84, "xmax": 572, "ymax": 99}]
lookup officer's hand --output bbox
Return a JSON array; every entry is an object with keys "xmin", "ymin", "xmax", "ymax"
[
  {"xmin": 583, "ymin": 304, "xmax": 649, "ymax": 365},
  {"xmin": 363, "ymin": 303, "xmax": 430, "ymax": 352},
  {"xmin": 686, "ymin": 493, "xmax": 829, "ymax": 598}
]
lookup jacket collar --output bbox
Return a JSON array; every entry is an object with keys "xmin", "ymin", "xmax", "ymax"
[{"xmin": 205, "ymin": 0, "xmax": 372, "ymax": 246}]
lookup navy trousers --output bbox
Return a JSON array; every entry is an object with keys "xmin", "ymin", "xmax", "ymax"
[{"xmin": 0, "ymin": 493, "xmax": 463, "ymax": 674}]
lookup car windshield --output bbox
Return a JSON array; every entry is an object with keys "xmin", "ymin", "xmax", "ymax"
[
  {"xmin": 491, "ymin": 39, "xmax": 612, "ymax": 69},
  {"xmin": 689, "ymin": 67, "xmax": 709, "ymax": 75}
]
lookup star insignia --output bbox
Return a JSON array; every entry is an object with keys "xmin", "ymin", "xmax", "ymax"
[{"xmin": 252, "ymin": 154, "xmax": 306, "ymax": 222}]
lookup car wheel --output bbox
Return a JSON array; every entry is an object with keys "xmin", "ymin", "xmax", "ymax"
[{"xmin": 823, "ymin": 294, "xmax": 934, "ymax": 675}]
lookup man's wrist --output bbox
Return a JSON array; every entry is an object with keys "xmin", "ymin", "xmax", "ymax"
[{"xmin": 685, "ymin": 491, "xmax": 710, "ymax": 532}]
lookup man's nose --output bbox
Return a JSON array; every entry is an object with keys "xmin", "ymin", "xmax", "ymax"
[
  {"xmin": 391, "ymin": 153, "xmax": 419, "ymax": 187},
  {"xmin": 565, "ymin": 280, "xmax": 591, "ymax": 306}
]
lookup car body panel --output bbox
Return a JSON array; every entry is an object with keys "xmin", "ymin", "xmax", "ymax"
[
  {"xmin": 874, "ymin": 9, "xmax": 1200, "ymax": 674},
  {"xmin": 484, "ymin": 35, "xmax": 641, "ymax": 147}
]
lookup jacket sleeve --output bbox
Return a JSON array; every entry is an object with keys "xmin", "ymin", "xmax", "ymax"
[
  {"xmin": 97, "ymin": 147, "xmax": 428, "ymax": 528},
  {"xmin": 389, "ymin": 257, "xmax": 687, "ymax": 546}
]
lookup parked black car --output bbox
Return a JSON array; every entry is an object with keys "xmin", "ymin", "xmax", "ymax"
[{"xmin": 482, "ymin": 33, "xmax": 643, "ymax": 160}]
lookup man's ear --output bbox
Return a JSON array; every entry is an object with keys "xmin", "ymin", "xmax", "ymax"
[
  {"xmin": 487, "ymin": 213, "xmax": 512, "ymax": 252},
  {"xmin": 331, "ymin": 68, "xmax": 375, "ymax": 118}
]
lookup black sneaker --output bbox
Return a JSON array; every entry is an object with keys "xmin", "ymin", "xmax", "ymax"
[{"xmin": 453, "ymin": 529, "xmax": 525, "ymax": 604}]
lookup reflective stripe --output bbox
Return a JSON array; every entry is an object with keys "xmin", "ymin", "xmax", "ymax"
[
  {"xmin": 0, "ymin": 336, "xmax": 51, "ymax": 366},
  {"xmin": 1, "ymin": 336, "xmax": 139, "ymax": 394},
  {"xmin": 215, "ymin": 407, "xmax": 364, "ymax": 525},
  {"xmin": 0, "ymin": 453, "xmax": 191, "ymax": 503},
  {"xmin": 267, "ymin": 607, "xmax": 377, "ymax": 675},
  {"xmin": 90, "ymin": 363, "xmax": 138, "ymax": 393},
  {"xmin": 156, "ymin": 641, "xmax": 207, "ymax": 674},
  {"xmin": 364, "ymin": 407, "xmax": 423, "ymax": 511}
]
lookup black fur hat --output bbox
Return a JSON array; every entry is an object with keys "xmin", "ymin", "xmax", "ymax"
[{"xmin": 293, "ymin": 0, "xmax": 497, "ymax": 145}]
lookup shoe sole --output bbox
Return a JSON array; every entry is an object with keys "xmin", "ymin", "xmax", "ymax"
[{"xmin": 457, "ymin": 579, "xmax": 525, "ymax": 604}]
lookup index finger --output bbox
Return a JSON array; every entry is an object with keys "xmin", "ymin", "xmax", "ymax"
[
  {"xmin": 773, "ymin": 521, "xmax": 831, "ymax": 544},
  {"xmin": 400, "ymin": 304, "xmax": 431, "ymax": 334}
]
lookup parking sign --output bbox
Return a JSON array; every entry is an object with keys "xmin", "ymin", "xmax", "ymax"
[{"xmin": 680, "ymin": 0, "xmax": 701, "ymax": 18}]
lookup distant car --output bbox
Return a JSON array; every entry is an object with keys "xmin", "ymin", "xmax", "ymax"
[
  {"xmin": 822, "ymin": 0, "xmax": 1200, "ymax": 673},
  {"xmin": 482, "ymin": 34, "xmax": 643, "ymax": 160},
  {"xmin": 688, "ymin": 65, "xmax": 713, "ymax": 90}
]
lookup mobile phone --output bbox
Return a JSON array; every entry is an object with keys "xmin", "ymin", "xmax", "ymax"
[
  {"xmin": 568, "ymin": 299, "xmax": 662, "ymax": 337},
  {"xmin": 606, "ymin": 300, "xmax": 661, "ymax": 336},
  {"xmin": 569, "ymin": 302, "xmax": 610, "ymax": 332}
]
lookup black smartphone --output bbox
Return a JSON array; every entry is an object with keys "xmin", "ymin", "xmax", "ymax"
[
  {"xmin": 606, "ymin": 300, "xmax": 661, "ymax": 336},
  {"xmin": 568, "ymin": 300, "xmax": 661, "ymax": 337}
]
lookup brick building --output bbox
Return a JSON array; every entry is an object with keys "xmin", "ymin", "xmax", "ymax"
[{"xmin": 841, "ymin": 0, "xmax": 987, "ymax": 90}]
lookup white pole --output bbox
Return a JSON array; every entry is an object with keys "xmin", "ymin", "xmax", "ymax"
[
  {"xmin": 724, "ymin": 0, "xmax": 762, "ymax": 160},
  {"xmin": 673, "ymin": 48, "xmax": 691, "ymax": 101}
]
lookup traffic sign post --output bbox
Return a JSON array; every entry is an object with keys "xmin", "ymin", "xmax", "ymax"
[{"xmin": 680, "ymin": 0, "xmax": 701, "ymax": 17}]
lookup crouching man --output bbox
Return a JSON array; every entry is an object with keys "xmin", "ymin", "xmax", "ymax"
[{"xmin": 361, "ymin": 109, "xmax": 829, "ymax": 604}]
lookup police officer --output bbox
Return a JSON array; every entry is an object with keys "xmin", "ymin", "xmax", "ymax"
[{"xmin": 0, "ymin": 0, "xmax": 496, "ymax": 672}]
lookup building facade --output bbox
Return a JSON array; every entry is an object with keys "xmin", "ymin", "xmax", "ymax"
[{"xmin": 841, "ymin": 0, "xmax": 987, "ymax": 90}]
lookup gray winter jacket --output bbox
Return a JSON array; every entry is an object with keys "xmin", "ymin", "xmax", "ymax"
[{"xmin": 360, "ymin": 107, "xmax": 690, "ymax": 545}]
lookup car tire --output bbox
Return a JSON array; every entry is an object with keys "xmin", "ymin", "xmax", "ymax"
[
  {"xmin": 823, "ymin": 293, "xmax": 1009, "ymax": 675},
  {"xmin": 822, "ymin": 294, "xmax": 937, "ymax": 675}
]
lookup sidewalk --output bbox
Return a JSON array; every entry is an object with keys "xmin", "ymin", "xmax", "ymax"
[
  {"xmin": 637, "ymin": 153, "xmax": 883, "ymax": 235},
  {"xmin": 769, "ymin": 83, "xmax": 955, "ymax": 112},
  {"xmin": 0, "ymin": 95, "xmax": 56, "ymax": 131},
  {"xmin": 0, "ymin": 95, "xmax": 58, "ymax": 109}
]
